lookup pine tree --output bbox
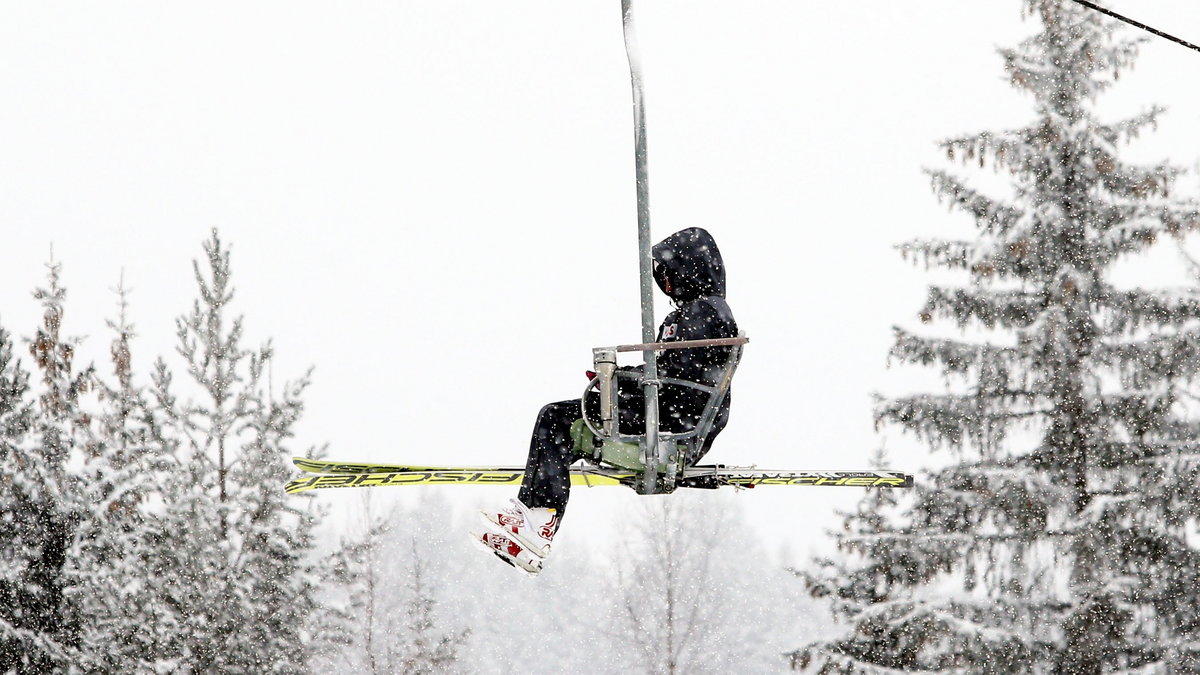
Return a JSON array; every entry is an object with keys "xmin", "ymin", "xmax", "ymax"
[
  {"xmin": 141, "ymin": 353, "xmax": 228, "ymax": 671},
  {"xmin": 794, "ymin": 2, "xmax": 1200, "ymax": 672},
  {"xmin": 224, "ymin": 355, "xmax": 325, "ymax": 670},
  {"xmin": 0, "ymin": 317, "xmax": 55, "ymax": 671},
  {"xmin": 148, "ymin": 230, "xmax": 326, "ymax": 672},
  {"xmin": 64, "ymin": 278, "xmax": 175, "ymax": 671},
  {"xmin": 0, "ymin": 261, "xmax": 96, "ymax": 671}
]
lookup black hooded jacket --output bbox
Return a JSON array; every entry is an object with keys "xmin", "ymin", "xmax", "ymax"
[{"xmin": 616, "ymin": 227, "xmax": 737, "ymax": 446}]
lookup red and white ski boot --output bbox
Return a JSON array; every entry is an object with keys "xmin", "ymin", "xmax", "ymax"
[
  {"xmin": 471, "ymin": 529, "xmax": 544, "ymax": 575},
  {"xmin": 481, "ymin": 498, "xmax": 559, "ymax": 558}
]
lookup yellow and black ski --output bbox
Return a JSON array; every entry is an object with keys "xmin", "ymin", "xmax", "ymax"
[
  {"xmin": 285, "ymin": 457, "xmax": 913, "ymax": 494},
  {"xmin": 292, "ymin": 457, "xmax": 528, "ymax": 475}
]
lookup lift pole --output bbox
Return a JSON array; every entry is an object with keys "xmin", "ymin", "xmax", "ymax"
[{"xmin": 621, "ymin": 0, "xmax": 660, "ymax": 496}]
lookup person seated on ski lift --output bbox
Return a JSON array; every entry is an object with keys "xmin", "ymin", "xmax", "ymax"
[{"xmin": 475, "ymin": 227, "xmax": 738, "ymax": 573}]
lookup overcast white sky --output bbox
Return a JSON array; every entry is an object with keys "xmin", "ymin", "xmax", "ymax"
[{"xmin": 2, "ymin": 1, "xmax": 1199, "ymax": 561}]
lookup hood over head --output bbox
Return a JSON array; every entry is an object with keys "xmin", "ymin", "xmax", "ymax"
[{"xmin": 651, "ymin": 227, "xmax": 726, "ymax": 302}]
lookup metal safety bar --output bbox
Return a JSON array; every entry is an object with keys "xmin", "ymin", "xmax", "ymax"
[
  {"xmin": 610, "ymin": 336, "xmax": 749, "ymax": 353},
  {"xmin": 580, "ymin": 334, "xmax": 747, "ymax": 487}
]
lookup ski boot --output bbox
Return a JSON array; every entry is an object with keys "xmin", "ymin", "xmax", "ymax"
[
  {"xmin": 482, "ymin": 498, "xmax": 559, "ymax": 557},
  {"xmin": 471, "ymin": 529, "xmax": 545, "ymax": 575},
  {"xmin": 474, "ymin": 499, "xmax": 559, "ymax": 574}
]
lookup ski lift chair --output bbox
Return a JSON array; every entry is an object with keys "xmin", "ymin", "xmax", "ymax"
[{"xmin": 571, "ymin": 333, "xmax": 748, "ymax": 493}]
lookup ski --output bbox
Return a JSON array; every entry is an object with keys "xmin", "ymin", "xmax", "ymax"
[
  {"xmin": 292, "ymin": 457, "xmax": 522, "ymax": 475},
  {"xmin": 285, "ymin": 468, "xmax": 626, "ymax": 494},
  {"xmin": 285, "ymin": 457, "xmax": 913, "ymax": 494}
]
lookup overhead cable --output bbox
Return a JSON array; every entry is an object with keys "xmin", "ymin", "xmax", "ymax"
[{"xmin": 1066, "ymin": 0, "xmax": 1200, "ymax": 54}]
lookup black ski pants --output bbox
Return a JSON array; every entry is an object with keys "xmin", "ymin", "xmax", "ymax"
[
  {"xmin": 518, "ymin": 399, "xmax": 582, "ymax": 516},
  {"xmin": 518, "ymin": 390, "xmax": 726, "ymax": 517}
]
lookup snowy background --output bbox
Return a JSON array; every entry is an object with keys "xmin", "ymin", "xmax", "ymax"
[{"xmin": 1, "ymin": 1, "xmax": 1199, "ymax": 671}]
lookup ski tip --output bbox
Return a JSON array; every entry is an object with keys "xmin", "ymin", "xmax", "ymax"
[{"xmin": 283, "ymin": 479, "xmax": 312, "ymax": 494}]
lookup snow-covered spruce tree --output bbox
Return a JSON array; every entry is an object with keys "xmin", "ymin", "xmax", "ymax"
[
  {"xmin": 63, "ymin": 280, "xmax": 176, "ymax": 671},
  {"xmin": 225, "ymin": 356, "xmax": 325, "ymax": 669},
  {"xmin": 794, "ymin": 2, "xmax": 1200, "ymax": 673},
  {"xmin": 0, "ymin": 318, "xmax": 58, "ymax": 671},
  {"xmin": 140, "ymin": 352, "xmax": 217, "ymax": 671},
  {"xmin": 0, "ymin": 262, "xmax": 97, "ymax": 671},
  {"xmin": 149, "ymin": 230, "xmax": 326, "ymax": 671}
]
